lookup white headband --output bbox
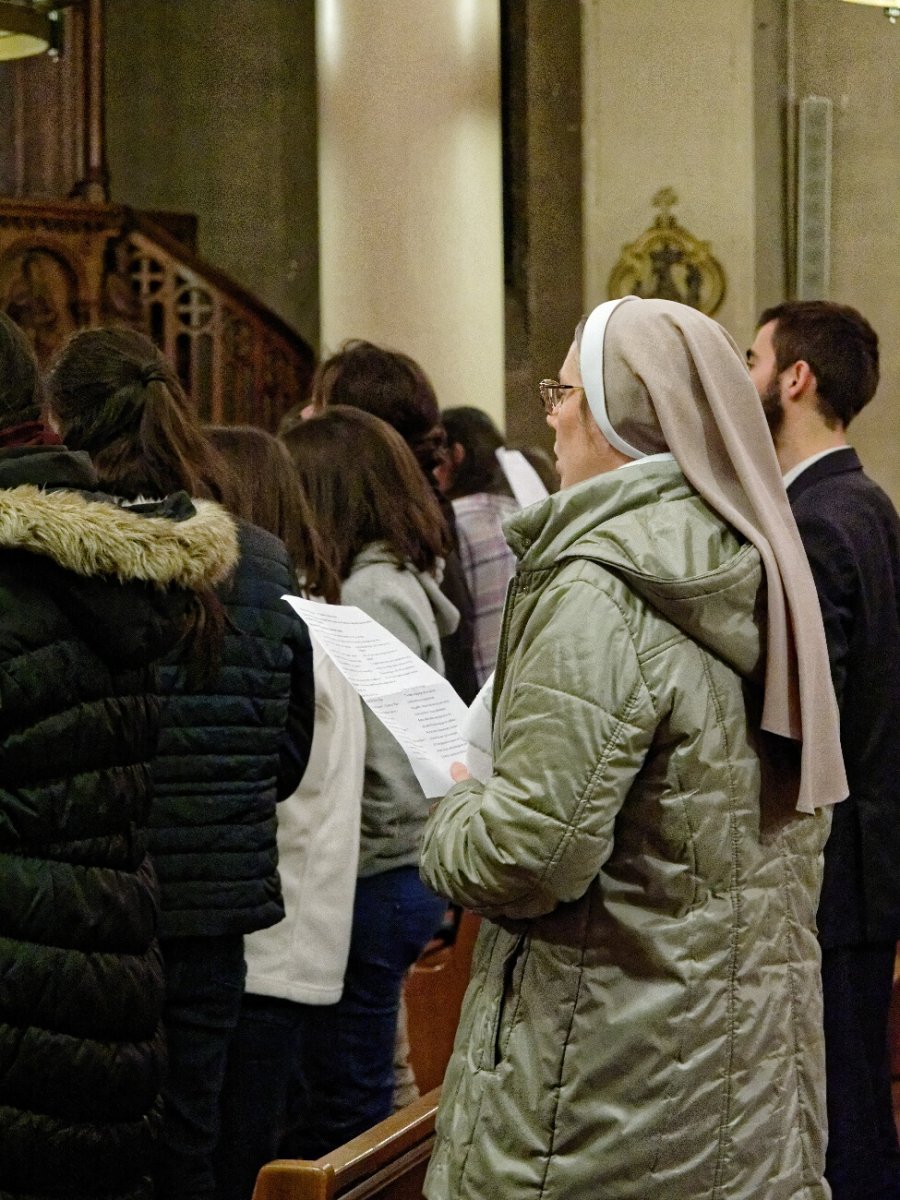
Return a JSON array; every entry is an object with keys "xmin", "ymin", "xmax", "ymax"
[{"xmin": 580, "ymin": 296, "xmax": 643, "ymax": 460}]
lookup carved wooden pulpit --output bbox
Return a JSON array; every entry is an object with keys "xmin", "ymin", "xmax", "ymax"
[{"xmin": 0, "ymin": 0, "xmax": 314, "ymax": 428}]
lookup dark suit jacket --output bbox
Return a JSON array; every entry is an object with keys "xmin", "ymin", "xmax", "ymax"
[{"xmin": 788, "ymin": 447, "xmax": 900, "ymax": 947}]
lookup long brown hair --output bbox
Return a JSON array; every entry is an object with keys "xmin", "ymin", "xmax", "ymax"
[
  {"xmin": 46, "ymin": 327, "xmax": 236, "ymax": 503},
  {"xmin": 310, "ymin": 339, "xmax": 448, "ymax": 476},
  {"xmin": 205, "ymin": 424, "xmax": 339, "ymax": 603},
  {"xmin": 46, "ymin": 326, "xmax": 232, "ymax": 682},
  {"xmin": 281, "ymin": 406, "xmax": 450, "ymax": 583}
]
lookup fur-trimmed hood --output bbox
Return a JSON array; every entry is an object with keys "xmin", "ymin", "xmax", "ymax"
[{"xmin": 0, "ymin": 484, "xmax": 238, "ymax": 588}]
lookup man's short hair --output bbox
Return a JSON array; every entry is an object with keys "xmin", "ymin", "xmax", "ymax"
[{"xmin": 758, "ymin": 300, "xmax": 879, "ymax": 428}]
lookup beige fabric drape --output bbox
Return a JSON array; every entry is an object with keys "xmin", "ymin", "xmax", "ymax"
[{"xmin": 580, "ymin": 296, "xmax": 846, "ymax": 814}]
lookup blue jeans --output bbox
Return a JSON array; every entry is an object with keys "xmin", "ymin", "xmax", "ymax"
[
  {"xmin": 280, "ymin": 866, "xmax": 446, "ymax": 1160},
  {"xmin": 153, "ymin": 934, "xmax": 246, "ymax": 1200}
]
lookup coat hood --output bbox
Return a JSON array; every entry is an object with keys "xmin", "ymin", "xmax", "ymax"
[
  {"xmin": 349, "ymin": 541, "xmax": 460, "ymax": 638},
  {"xmin": 505, "ymin": 457, "xmax": 764, "ymax": 681},
  {"xmin": 0, "ymin": 475, "xmax": 238, "ymax": 590},
  {"xmin": 0, "ymin": 446, "xmax": 239, "ymax": 669}
]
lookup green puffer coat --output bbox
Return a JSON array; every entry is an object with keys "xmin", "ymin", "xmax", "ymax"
[{"xmin": 420, "ymin": 459, "xmax": 831, "ymax": 1200}]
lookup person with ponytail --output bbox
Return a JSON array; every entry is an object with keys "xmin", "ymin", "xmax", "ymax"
[
  {"xmin": 0, "ymin": 313, "xmax": 237, "ymax": 1200},
  {"xmin": 46, "ymin": 329, "xmax": 315, "ymax": 1200}
]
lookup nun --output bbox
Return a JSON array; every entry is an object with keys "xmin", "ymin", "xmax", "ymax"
[{"xmin": 420, "ymin": 297, "xmax": 845, "ymax": 1200}]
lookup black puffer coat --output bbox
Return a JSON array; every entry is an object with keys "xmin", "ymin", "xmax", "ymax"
[
  {"xmin": 151, "ymin": 520, "xmax": 314, "ymax": 938},
  {"xmin": 0, "ymin": 446, "xmax": 238, "ymax": 1200}
]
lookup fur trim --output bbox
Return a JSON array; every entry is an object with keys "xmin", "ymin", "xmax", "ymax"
[{"xmin": 0, "ymin": 486, "xmax": 239, "ymax": 588}]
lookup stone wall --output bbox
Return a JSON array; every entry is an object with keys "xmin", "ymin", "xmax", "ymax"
[
  {"xmin": 792, "ymin": 0, "xmax": 900, "ymax": 499},
  {"xmin": 105, "ymin": 0, "xmax": 319, "ymax": 349},
  {"xmin": 103, "ymin": 0, "xmax": 900, "ymax": 492}
]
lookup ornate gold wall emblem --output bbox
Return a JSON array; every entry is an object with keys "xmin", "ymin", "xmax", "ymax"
[{"xmin": 607, "ymin": 188, "xmax": 726, "ymax": 316}]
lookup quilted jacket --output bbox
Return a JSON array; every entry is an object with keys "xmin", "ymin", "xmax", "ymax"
[
  {"xmin": 0, "ymin": 446, "xmax": 237, "ymax": 1200},
  {"xmin": 152, "ymin": 519, "xmax": 314, "ymax": 938},
  {"xmin": 420, "ymin": 458, "xmax": 831, "ymax": 1200}
]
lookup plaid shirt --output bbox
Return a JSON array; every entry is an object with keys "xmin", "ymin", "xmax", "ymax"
[{"xmin": 452, "ymin": 492, "xmax": 519, "ymax": 687}]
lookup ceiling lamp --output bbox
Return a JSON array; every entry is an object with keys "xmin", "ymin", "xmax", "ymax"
[
  {"xmin": 841, "ymin": 0, "xmax": 900, "ymax": 22},
  {"xmin": 0, "ymin": 1, "xmax": 73, "ymax": 61},
  {"xmin": 0, "ymin": 2, "xmax": 51, "ymax": 60}
]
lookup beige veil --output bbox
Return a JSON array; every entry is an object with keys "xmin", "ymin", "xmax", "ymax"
[{"xmin": 579, "ymin": 296, "xmax": 846, "ymax": 815}]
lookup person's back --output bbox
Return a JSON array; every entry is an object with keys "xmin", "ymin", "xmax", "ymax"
[
  {"xmin": 152, "ymin": 516, "xmax": 313, "ymax": 938},
  {"xmin": 149, "ymin": 508, "xmax": 312, "ymax": 1200},
  {"xmin": 450, "ymin": 490, "xmax": 518, "ymax": 685},
  {"xmin": 440, "ymin": 406, "xmax": 518, "ymax": 685},
  {"xmin": 0, "ymin": 312, "xmax": 238, "ymax": 1200},
  {"xmin": 787, "ymin": 462, "xmax": 900, "ymax": 943},
  {"xmin": 152, "ymin": 429, "xmax": 321, "ymax": 943},
  {"xmin": 749, "ymin": 301, "xmax": 900, "ymax": 1199},
  {"xmin": 310, "ymin": 340, "xmax": 479, "ymax": 702},
  {"xmin": 45, "ymin": 329, "xmax": 315, "ymax": 1200}
]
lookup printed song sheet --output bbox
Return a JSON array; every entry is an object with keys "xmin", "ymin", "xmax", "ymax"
[{"xmin": 283, "ymin": 594, "xmax": 469, "ymax": 797}]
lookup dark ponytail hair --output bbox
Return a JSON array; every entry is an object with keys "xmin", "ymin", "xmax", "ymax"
[
  {"xmin": 47, "ymin": 327, "xmax": 235, "ymax": 503},
  {"xmin": 46, "ymin": 326, "xmax": 233, "ymax": 683}
]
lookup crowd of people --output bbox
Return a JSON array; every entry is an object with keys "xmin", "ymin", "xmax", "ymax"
[{"xmin": 0, "ymin": 294, "xmax": 896, "ymax": 1200}]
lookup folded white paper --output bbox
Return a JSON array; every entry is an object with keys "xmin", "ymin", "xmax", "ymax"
[
  {"xmin": 495, "ymin": 447, "xmax": 550, "ymax": 508},
  {"xmin": 461, "ymin": 673, "xmax": 494, "ymax": 783},
  {"xmin": 283, "ymin": 594, "xmax": 469, "ymax": 797}
]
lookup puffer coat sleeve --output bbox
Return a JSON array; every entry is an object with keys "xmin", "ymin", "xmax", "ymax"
[{"xmin": 421, "ymin": 571, "xmax": 657, "ymax": 920}]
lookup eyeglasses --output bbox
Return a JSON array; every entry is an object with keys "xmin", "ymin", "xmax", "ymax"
[{"xmin": 539, "ymin": 379, "xmax": 581, "ymax": 415}]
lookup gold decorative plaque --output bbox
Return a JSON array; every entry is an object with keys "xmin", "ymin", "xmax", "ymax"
[{"xmin": 607, "ymin": 188, "xmax": 726, "ymax": 316}]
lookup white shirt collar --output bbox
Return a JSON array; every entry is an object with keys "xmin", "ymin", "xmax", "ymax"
[{"xmin": 782, "ymin": 445, "xmax": 853, "ymax": 490}]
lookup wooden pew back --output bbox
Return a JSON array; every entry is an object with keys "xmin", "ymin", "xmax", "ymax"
[
  {"xmin": 405, "ymin": 910, "xmax": 480, "ymax": 1093},
  {"xmin": 251, "ymin": 1087, "xmax": 441, "ymax": 1200}
]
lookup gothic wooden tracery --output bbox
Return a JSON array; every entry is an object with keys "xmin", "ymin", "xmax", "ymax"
[
  {"xmin": 0, "ymin": 197, "xmax": 315, "ymax": 428},
  {"xmin": 0, "ymin": 1, "xmax": 315, "ymax": 429}
]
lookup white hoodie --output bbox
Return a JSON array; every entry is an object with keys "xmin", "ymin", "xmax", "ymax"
[{"xmin": 243, "ymin": 637, "xmax": 365, "ymax": 1005}]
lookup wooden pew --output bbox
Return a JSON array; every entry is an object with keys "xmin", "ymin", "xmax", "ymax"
[
  {"xmin": 251, "ymin": 1087, "xmax": 441, "ymax": 1200},
  {"xmin": 404, "ymin": 910, "xmax": 480, "ymax": 1094}
]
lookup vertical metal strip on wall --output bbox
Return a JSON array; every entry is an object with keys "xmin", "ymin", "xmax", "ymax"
[{"xmin": 796, "ymin": 95, "xmax": 833, "ymax": 300}]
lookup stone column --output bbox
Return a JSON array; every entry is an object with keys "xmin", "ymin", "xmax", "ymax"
[{"xmin": 317, "ymin": 0, "xmax": 504, "ymax": 422}]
